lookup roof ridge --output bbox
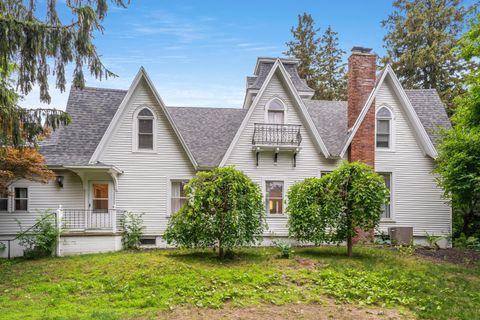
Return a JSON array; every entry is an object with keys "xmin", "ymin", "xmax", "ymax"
[
  {"xmin": 73, "ymin": 86, "xmax": 128, "ymax": 93},
  {"xmin": 167, "ymin": 106, "xmax": 244, "ymax": 111}
]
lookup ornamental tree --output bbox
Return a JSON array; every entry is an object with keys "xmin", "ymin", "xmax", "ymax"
[
  {"xmin": 0, "ymin": 147, "xmax": 55, "ymax": 193},
  {"xmin": 163, "ymin": 167, "xmax": 266, "ymax": 258},
  {"xmin": 287, "ymin": 162, "xmax": 389, "ymax": 256}
]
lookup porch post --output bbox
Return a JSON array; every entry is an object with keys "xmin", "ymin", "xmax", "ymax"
[
  {"xmin": 56, "ymin": 205, "xmax": 63, "ymax": 257},
  {"xmin": 111, "ymin": 207, "xmax": 117, "ymax": 233}
]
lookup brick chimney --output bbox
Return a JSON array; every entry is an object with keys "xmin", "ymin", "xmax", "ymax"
[{"xmin": 347, "ymin": 47, "xmax": 376, "ymax": 167}]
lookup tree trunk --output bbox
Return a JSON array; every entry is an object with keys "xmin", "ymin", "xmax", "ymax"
[
  {"xmin": 347, "ymin": 235, "xmax": 353, "ymax": 257},
  {"xmin": 218, "ymin": 245, "xmax": 224, "ymax": 259}
]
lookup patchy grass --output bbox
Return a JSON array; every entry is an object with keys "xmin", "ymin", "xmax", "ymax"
[{"xmin": 0, "ymin": 246, "xmax": 479, "ymax": 319}]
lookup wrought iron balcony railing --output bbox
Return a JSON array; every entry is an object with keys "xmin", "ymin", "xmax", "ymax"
[{"xmin": 252, "ymin": 123, "xmax": 302, "ymax": 146}]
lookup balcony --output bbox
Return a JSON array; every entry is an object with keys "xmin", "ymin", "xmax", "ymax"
[
  {"xmin": 252, "ymin": 123, "xmax": 302, "ymax": 147},
  {"xmin": 252, "ymin": 123, "xmax": 302, "ymax": 167},
  {"xmin": 60, "ymin": 209, "xmax": 122, "ymax": 233}
]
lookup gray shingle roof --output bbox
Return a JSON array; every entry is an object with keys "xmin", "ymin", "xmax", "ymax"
[
  {"xmin": 304, "ymin": 100, "xmax": 348, "ymax": 156},
  {"xmin": 168, "ymin": 107, "xmax": 247, "ymax": 168},
  {"xmin": 248, "ymin": 61, "xmax": 314, "ymax": 93},
  {"xmin": 40, "ymin": 87, "xmax": 127, "ymax": 165},
  {"xmin": 405, "ymin": 89, "xmax": 451, "ymax": 147},
  {"xmin": 40, "ymin": 84, "xmax": 450, "ymax": 167}
]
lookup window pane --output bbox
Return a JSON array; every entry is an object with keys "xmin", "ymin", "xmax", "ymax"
[
  {"xmin": 377, "ymin": 107, "xmax": 392, "ymax": 118},
  {"xmin": 15, "ymin": 188, "xmax": 27, "ymax": 199},
  {"xmin": 0, "ymin": 199, "xmax": 7, "ymax": 211},
  {"xmin": 93, "ymin": 200, "xmax": 109, "ymax": 210},
  {"xmin": 15, "ymin": 199, "xmax": 28, "ymax": 211},
  {"xmin": 268, "ymin": 99, "xmax": 284, "ymax": 111},
  {"xmin": 266, "ymin": 181, "xmax": 283, "ymax": 214},
  {"xmin": 376, "ymin": 134, "xmax": 389, "ymax": 148},
  {"xmin": 139, "ymin": 134, "xmax": 153, "ymax": 149},
  {"xmin": 377, "ymin": 120, "xmax": 390, "ymax": 134},
  {"xmin": 268, "ymin": 111, "xmax": 284, "ymax": 124},
  {"xmin": 93, "ymin": 184, "xmax": 108, "ymax": 199},
  {"xmin": 139, "ymin": 119, "xmax": 153, "ymax": 134},
  {"xmin": 171, "ymin": 180, "xmax": 188, "ymax": 214},
  {"xmin": 138, "ymin": 108, "xmax": 154, "ymax": 117},
  {"xmin": 380, "ymin": 173, "xmax": 391, "ymax": 218}
]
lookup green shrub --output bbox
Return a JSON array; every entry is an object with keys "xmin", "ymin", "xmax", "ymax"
[
  {"xmin": 163, "ymin": 166, "xmax": 266, "ymax": 258},
  {"xmin": 287, "ymin": 161, "xmax": 389, "ymax": 256},
  {"xmin": 120, "ymin": 212, "xmax": 144, "ymax": 250},
  {"xmin": 17, "ymin": 210, "xmax": 60, "ymax": 259},
  {"xmin": 274, "ymin": 241, "xmax": 293, "ymax": 259},
  {"xmin": 454, "ymin": 233, "xmax": 480, "ymax": 250},
  {"xmin": 424, "ymin": 231, "xmax": 445, "ymax": 250}
]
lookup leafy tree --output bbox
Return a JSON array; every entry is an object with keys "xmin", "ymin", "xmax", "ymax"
[
  {"xmin": 316, "ymin": 26, "xmax": 347, "ymax": 100},
  {"xmin": 286, "ymin": 14, "xmax": 347, "ymax": 100},
  {"xmin": 285, "ymin": 13, "xmax": 321, "ymax": 92},
  {"xmin": 163, "ymin": 167, "xmax": 266, "ymax": 258},
  {"xmin": 287, "ymin": 162, "xmax": 388, "ymax": 256},
  {"xmin": 382, "ymin": 0, "xmax": 477, "ymax": 114},
  {"xmin": 435, "ymin": 13, "xmax": 480, "ymax": 239},
  {"xmin": 0, "ymin": 147, "xmax": 55, "ymax": 192}
]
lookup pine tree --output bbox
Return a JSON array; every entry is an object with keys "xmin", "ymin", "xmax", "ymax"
[
  {"xmin": 0, "ymin": 0, "xmax": 128, "ymax": 148},
  {"xmin": 316, "ymin": 26, "xmax": 347, "ymax": 100},
  {"xmin": 285, "ymin": 13, "xmax": 320, "ymax": 92},
  {"xmin": 382, "ymin": 0, "xmax": 477, "ymax": 114}
]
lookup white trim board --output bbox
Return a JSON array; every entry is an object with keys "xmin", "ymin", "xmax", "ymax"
[
  {"xmin": 89, "ymin": 67, "xmax": 199, "ymax": 169},
  {"xmin": 339, "ymin": 65, "xmax": 437, "ymax": 159},
  {"xmin": 219, "ymin": 59, "xmax": 330, "ymax": 167}
]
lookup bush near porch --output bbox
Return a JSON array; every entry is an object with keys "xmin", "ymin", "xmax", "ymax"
[{"xmin": 0, "ymin": 246, "xmax": 479, "ymax": 320}]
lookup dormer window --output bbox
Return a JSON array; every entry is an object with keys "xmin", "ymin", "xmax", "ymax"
[
  {"xmin": 376, "ymin": 106, "xmax": 393, "ymax": 149},
  {"xmin": 137, "ymin": 108, "xmax": 154, "ymax": 150},
  {"xmin": 266, "ymin": 98, "xmax": 285, "ymax": 124}
]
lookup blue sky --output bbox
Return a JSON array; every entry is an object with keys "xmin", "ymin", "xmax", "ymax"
[{"xmin": 22, "ymin": 1, "xmax": 397, "ymax": 109}]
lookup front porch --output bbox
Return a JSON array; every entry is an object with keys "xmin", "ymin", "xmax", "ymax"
[{"xmin": 59, "ymin": 208, "xmax": 123, "ymax": 234}]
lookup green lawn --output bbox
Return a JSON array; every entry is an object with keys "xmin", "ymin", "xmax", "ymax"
[{"xmin": 0, "ymin": 246, "xmax": 479, "ymax": 319}]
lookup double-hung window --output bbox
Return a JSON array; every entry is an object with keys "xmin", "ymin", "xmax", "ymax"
[
  {"xmin": 14, "ymin": 188, "xmax": 28, "ymax": 212},
  {"xmin": 379, "ymin": 173, "xmax": 391, "ymax": 219},
  {"xmin": 137, "ymin": 108, "xmax": 154, "ymax": 150},
  {"xmin": 171, "ymin": 180, "xmax": 188, "ymax": 214},
  {"xmin": 376, "ymin": 107, "xmax": 393, "ymax": 149},
  {"xmin": 265, "ymin": 181, "xmax": 284, "ymax": 215},
  {"xmin": 266, "ymin": 98, "xmax": 285, "ymax": 124}
]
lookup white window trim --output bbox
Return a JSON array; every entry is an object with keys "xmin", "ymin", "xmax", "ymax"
[
  {"xmin": 0, "ymin": 188, "xmax": 10, "ymax": 213},
  {"xmin": 166, "ymin": 176, "xmax": 192, "ymax": 217},
  {"xmin": 262, "ymin": 178, "xmax": 287, "ymax": 217},
  {"xmin": 13, "ymin": 186, "xmax": 29, "ymax": 213},
  {"xmin": 375, "ymin": 105, "xmax": 396, "ymax": 152},
  {"xmin": 132, "ymin": 106, "xmax": 158, "ymax": 153},
  {"xmin": 377, "ymin": 170, "xmax": 395, "ymax": 222},
  {"xmin": 264, "ymin": 97, "xmax": 287, "ymax": 124}
]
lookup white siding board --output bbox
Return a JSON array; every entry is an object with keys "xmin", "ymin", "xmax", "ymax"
[
  {"xmin": 225, "ymin": 71, "xmax": 341, "ymax": 236},
  {"xmin": 100, "ymin": 79, "xmax": 195, "ymax": 235},
  {"xmin": 376, "ymin": 78, "xmax": 450, "ymax": 236},
  {"xmin": 0, "ymin": 170, "xmax": 84, "ymax": 235}
]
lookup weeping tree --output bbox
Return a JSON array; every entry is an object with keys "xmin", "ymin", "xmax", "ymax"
[
  {"xmin": 163, "ymin": 167, "xmax": 266, "ymax": 258},
  {"xmin": 0, "ymin": 0, "xmax": 129, "ymax": 190},
  {"xmin": 288, "ymin": 162, "xmax": 389, "ymax": 256}
]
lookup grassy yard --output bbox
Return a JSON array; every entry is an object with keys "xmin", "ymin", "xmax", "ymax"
[{"xmin": 0, "ymin": 246, "xmax": 479, "ymax": 319}]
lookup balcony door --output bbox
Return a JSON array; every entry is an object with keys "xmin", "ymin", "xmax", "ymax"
[{"xmin": 268, "ymin": 110, "xmax": 284, "ymax": 124}]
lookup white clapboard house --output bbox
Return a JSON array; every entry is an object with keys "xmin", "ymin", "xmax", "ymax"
[{"xmin": 0, "ymin": 47, "xmax": 451, "ymax": 256}]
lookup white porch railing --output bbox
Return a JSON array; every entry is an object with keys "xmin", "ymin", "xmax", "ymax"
[{"xmin": 58, "ymin": 208, "xmax": 121, "ymax": 232}]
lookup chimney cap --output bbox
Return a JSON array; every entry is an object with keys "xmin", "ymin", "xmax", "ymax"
[{"xmin": 351, "ymin": 46, "xmax": 373, "ymax": 54}]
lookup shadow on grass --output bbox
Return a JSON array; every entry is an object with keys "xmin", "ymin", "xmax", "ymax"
[
  {"xmin": 165, "ymin": 247, "xmax": 273, "ymax": 266},
  {"xmin": 295, "ymin": 246, "xmax": 395, "ymax": 267}
]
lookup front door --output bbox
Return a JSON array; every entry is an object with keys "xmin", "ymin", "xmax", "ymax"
[{"xmin": 88, "ymin": 182, "xmax": 112, "ymax": 229}]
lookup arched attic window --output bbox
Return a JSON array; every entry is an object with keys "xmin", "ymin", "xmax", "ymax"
[
  {"xmin": 376, "ymin": 106, "xmax": 393, "ymax": 149},
  {"xmin": 137, "ymin": 108, "xmax": 154, "ymax": 150},
  {"xmin": 266, "ymin": 98, "xmax": 285, "ymax": 124}
]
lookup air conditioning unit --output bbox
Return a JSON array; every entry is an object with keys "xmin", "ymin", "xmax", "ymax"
[{"xmin": 388, "ymin": 227, "xmax": 413, "ymax": 245}]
